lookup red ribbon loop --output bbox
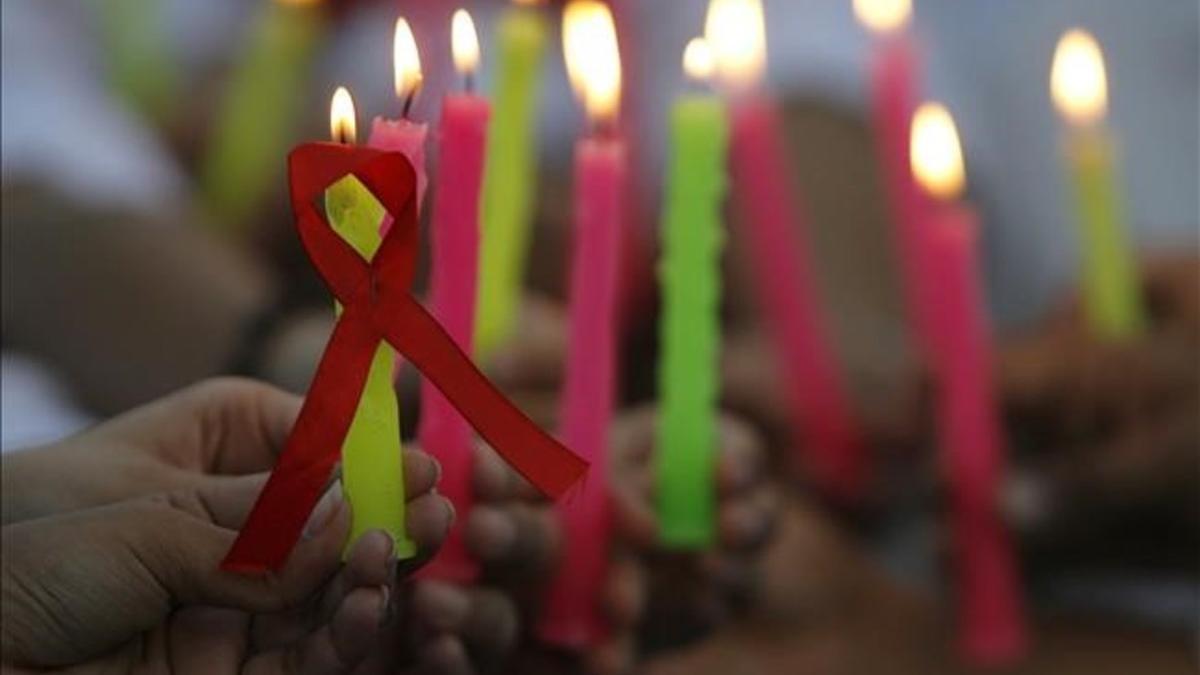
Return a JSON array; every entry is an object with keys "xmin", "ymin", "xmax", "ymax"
[{"xmin": 222, "ymin": 144, "xmax": 587, "ymax": 575}]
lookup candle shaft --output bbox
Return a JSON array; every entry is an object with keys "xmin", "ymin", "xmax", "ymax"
[
  {"xmin": 657, "ymin": 95, "xmax": 727, "ymax": 547},
  {"xmin": 475, "ymin": 7, "xmax": 547, "ymax": 359},
  {"xmin": 203, "ymin": 2, "xmax": 321, "ymax": 230},
  {"xmin": 537, "ymin": 137, "xmax": 624, "ymax": 649},
  {"xmin": 326, "ymin": 176, "xmax": 415, "ymax": 559},
  {"xmin": 418, "ymin": 94, "xmax": 491, "ymax": 582},
  {"xmin": 728, "ymin": 96, "xmax": 865, "ymax": 502},
  {"xmin": 100, "ymin": 0, "xmax": 177, "ymax": 123},
  {"xmin": 870, "ymin": 36, "xmax": 939, "ymax": 356},
  {"xmin": 928, "ymin": 208, "xmax": 1027, "ymax": 665},
  {"xmin": 1064, "ymin": 129, "xmax": 1144, "ymax": 339}
]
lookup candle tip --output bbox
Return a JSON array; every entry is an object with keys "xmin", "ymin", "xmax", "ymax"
[
  {"xmin": 911, "ymin": 102, "xmax": 965, "ymax": 201},
  {"xmin": 330, "ymin": 86, "xmax": 357, "ymax": 145},
  {"xmin": 1051, "ymin": 28, "xmax": 1108, "ymax": 126}
]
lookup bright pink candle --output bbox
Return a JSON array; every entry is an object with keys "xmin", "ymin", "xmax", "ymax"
[
  {"xmin": 369, "ymin": 117, "xmax": 428, "ymax": 234},
  {"xmin": 537, "ymin": 136, "xmax": 624, "ymax": 649},
  {"xmin": 416, "ymin": 93, "xmax": 490, "ymax": 582},
  {"xmin": 729, "ymin": 96, "xmax": 866, "ymax": 503},
  {"xmin": 928, "ymin": 207, "xmax": 1028, "ymax": 666},
  {"xmin": 870, "ymin": 37, "xmax": 939, "ymax": 358}
]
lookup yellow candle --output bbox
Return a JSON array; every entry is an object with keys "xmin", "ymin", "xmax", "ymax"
[
  {"xmin": 326, "ymin": 88, "xmax": 414, "ymax": 559},
  {"xmin": 1051, "ymin": 29, "xmax": 1144, "ymax": 339},
  {"xmin": 474, "ymin": 0, "xmax": 548, "ymax": 359}
]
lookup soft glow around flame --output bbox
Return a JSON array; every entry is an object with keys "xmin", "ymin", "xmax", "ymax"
[
  {"xmin": 563, "ymin": 1, "xmax": 622, "ymax": 122},
  {"xmin": 910, "ymin": 102, "xmax": 965, "ymax": 201},
  {"xmin": 452, "ymin": 9, "xmax": 480, "ymax": 76},
  {"xmin": 1051, "ymin": 29, "xmax": 1108, "ymax": 126},
  {"xmin": 393, "ymin": 18, "xmax": 423, "ymax": 100},
  {"xmin": 852, "ymin": 0, "xmax": 912, "ymax": 35},
  {"xmin": 704, "ymin": 0, "xmax": 766, "ymax": 89},
  {"xmin": 330, "ymin": 86, "xmax": 357, "ymax": 145},
  {"xmin": 683, "ymin": 37, "xmax": 716, "ymax": 83}
]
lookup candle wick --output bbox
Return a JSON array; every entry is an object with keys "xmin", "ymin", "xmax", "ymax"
[{"xmin": 401, "ymin": 87, "xmax": 420, "ymax": 119}]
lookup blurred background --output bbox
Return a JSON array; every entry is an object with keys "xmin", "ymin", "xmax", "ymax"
[{"xmin": 2, "ymin": 0, "xmax": 1197, "ymax": 673}]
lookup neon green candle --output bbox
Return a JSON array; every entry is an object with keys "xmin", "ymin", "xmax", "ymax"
[
  {"xmin": 1051, "ymin": 29, "xmax": 1144, "ymax": 339},
  {"xmin": 474, "ymin": 3, "xmax": 547, "ymax": 359},
  {"xmin": 324, "ymin": 88, "xmax": 414, "ymax": 558},
  {"xmin": 203, "ymin": 0, "xmax": 323, "ymax": 233},
  {"xmin": 99, "ymin": 0, "xmax": 177, "ymax": 124},
  {"xmin": 657, "ymin": 39, "xmax": 728, "ymax": 548}
]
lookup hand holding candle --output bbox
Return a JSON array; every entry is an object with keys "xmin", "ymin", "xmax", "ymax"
[
  {"xmin": 912, "ymin": 103, "xmax": 1028, "ymax": 666},
  {"xmin": 418, "ymin": 9, "xmax": 491, "ymax": 583},
  {"xmin": 538, "ymin": 0, "xmax": 624, "ymax": 649},
  {"xmin": 1051, "ymin": 29, "xmax": 1144, "ymax": 340}
]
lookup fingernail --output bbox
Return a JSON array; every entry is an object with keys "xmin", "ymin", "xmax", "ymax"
[
  {"xmin": 303, "ymin": 484, "xmax": 345, "ymax": 539},
  {"xmin": 378, "ymin": 584, "xmax": 393, "ymax": 627},
  {"xmin": 431, "ymin": 456, "xmax": 444, "ymax": 484}
]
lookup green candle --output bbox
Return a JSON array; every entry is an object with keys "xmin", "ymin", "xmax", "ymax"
[
  {"xmin": 474, "ymin": 5, "xmax": 547, "ymax": 359},
  {"xmin": 325, "ymin": 172, "xmax": 416, "ymax": 559},
  {"xmin": 1052, "ymin": 29, "xmax": 1144, "ymax": 339},
  {"xmin": 203, "ymin": 0, "xmax": 323, "ymax": 233},
  {"xmin": 99, "ymin": 0, "xmax": 177, "ymax": 124},
  {"xmin": 657, "ymin": 39, "xmax": 728, "ymax": 548}
]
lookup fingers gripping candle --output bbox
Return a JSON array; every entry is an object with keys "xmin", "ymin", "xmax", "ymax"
[
  {"xmin": 325, "ymin": 88, "xmax": 415, "ymax": 559},
  {"xmin": 657, "ymin": 38, "xmax": 727, "ymax": 548},
  {"xmin": 418, "ymin": 9, "xmax": 491, "ymax": 583},
  {"xmin": 537, "ymin": 1, "xmax": 623, "ymax": 649}
]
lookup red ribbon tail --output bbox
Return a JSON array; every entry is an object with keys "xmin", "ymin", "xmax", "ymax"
[
  {"xmin": 375, "ymin": 293, "xmax": 588, "ymax": 499},
  {"xmin": 222, "ymin": 309, "xmax": 380, "ymax": 574}
]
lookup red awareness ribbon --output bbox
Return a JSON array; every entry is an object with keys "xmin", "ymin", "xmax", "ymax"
[{"xmin": 222, "ymin": 144, "xmax": 587, "ymax": 574}]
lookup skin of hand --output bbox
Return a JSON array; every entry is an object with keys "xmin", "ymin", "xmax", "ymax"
[
  {"xmin": 996, "ymin": 255, "xmax": 1199, "ymax": 566},
  {"xmin": 0, "ymin": 378, "xmax": 460, "ymax": 673},
  {"xmin": 477, "ymin": 296, "xmax": 779, "ymax": 672}
]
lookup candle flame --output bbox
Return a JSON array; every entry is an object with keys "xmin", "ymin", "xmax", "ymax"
[
  {"xmin": 393, "ymin": 18, "xmax": 423, "ymax": 102},
  {"xmin": 1051, "ymin": 29, "xmax": 1108, "ymax": 126},
  {"xmin": 704, "ymin": 0, "xmax": 766, "ymax": 90},
  {"xmin": 683, "ymin": 37, "xmax": 716, "ymax": 83},
  {"xmin": 330, "ymin": 86, "xmax": 357, "ymax": 145},
  {"xmin": 562, "ymin": 1, "xmax": 622, "ymax": 123},
  {"xmin": 852, "ymin": 0, "xmax": 912, "ymax": 35},
  {"xmin": 452, "ymin": 9, "xmax": 480, "ymax": 76},
  {"xmin": 910, "ymin": 102, "xmax": 965, "ymax": 201}
]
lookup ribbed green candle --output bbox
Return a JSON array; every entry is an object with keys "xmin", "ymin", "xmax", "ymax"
[
  {"xmin": 326, "ymin": 175, "xmax": 415, "ymax": 559},
  {"xmin": 203, "ymin": 2, "xmax": 321, "ymax": 232},
  {"xmin": 474, "ymin": 7, "xmax": 546, "ymax": 359},
  {"xmin": 1065, "ymin": 130, "xmax": 1144, "ymax": 339},
  {"xmin": 657, "ymin": 95, "xmax": 727, "ymax": 548}
]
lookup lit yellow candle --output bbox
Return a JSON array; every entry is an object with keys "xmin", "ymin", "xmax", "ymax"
[
  {"xmin": 326, "ymin": 87, "xmax": 414, "ymax": 559},
  {"xmin": 1050, "ymin": 29, "xmax": 1144, "ymax": 339}
]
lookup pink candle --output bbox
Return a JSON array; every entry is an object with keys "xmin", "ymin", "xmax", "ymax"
[
  {"xmin": 416, "ymin": 10, "xmax": 490, "ymax": 583},
  {"xmin": 707, "ymin": 0, "xmax": 865, "ymax": 502},
  {"xmin": 369, "ymin": 17, "xmax": 429, "ymax": 233},
  {"xmin": 856, "ymin": 0, "xmax": 939, "ymax": 359},
  {"xmin": 912, "ymin": 103, "xmax": 1027, "ymax": 665},
  {"xmin": 537, "ymin": 1, "xmax": 622, "ymax": 649},
  {"xmin": 728, "ymin": 97, "xmax": 866, "ymax": 503}
]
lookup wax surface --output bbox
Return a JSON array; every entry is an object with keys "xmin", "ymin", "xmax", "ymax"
[
  {"xmin": 100, "ymin": 0, "xmax": 176, "ymax": 123},
  {"xmin": 202, "ymin": 2, "xmax": 320, "ymax": 230},
  {"xmin": 870, "ymin": 37, "xmax": 939, "ymax": 356},
  {"xmin": 369, "ymin": 117, "xmax": 430, "ymax": 230},
  {"xmin": 728, "ymin": 97, "xmax": 865, "ymax": 502},
  {"xmin": 418, "ymin": 94, "xmax": 490, "ymax": 582},
  {"xmin": 537, "ymin": 138, "xmax": 624, "ymax": 649},
  {"xmin": 1065, "ymin": 130, "xmax": 1143, "ymax": 339},
  {"xmin": 326, "ymin": 175, "xmax": 414, "ymax": 559},
  {"xmin": 928, "ymin": 208, "xmax": 1028, "ymax": 665},
  {"xmin": 657, "ymin": 96, "xmax": 727, "ymax": 547},
  {"xmin": 475, "ymin": 7, "xmax": 547, "ymax": 359}
]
